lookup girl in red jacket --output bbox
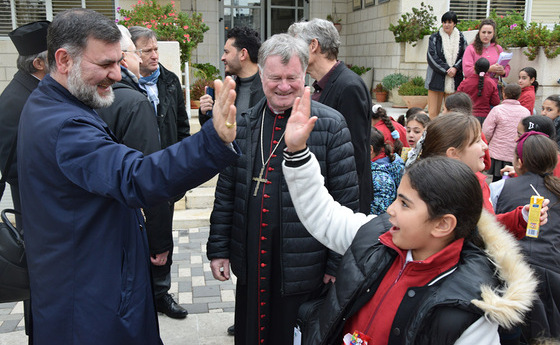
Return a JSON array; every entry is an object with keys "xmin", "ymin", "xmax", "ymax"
[
  {"xmin": 457, "ymin": 57, "xmax": 500, "ymax": 124},
  {"xmin": 518, "ymin": 67, "xmax": 538, "ymax": 114}
]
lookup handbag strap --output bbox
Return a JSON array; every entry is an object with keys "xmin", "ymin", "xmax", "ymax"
[
  {"xmin": 0, "ymin": 135, "xmax": 17, "ymax": 199},
  {"xmin": 1, "ymin": 209, "xmax": 23, "ymax": 246}
]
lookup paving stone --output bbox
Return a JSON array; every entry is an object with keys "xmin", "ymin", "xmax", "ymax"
[{"xmin": 193, "ymin": 285, "xmax": 220, "ymax": 298}]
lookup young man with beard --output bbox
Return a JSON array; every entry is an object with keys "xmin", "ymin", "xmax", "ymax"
[
  {"xmin": 198, "ymin": 26, "xmax": 264, "ymax": 127},
  {"xmin": 17, "ymin": 8, "xmax": 240, "ymax": 344},
  {"xmin": 127, "ymin": 25, "xmax": 191, "ymax": 319}
]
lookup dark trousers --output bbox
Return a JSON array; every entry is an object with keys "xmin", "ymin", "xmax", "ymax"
[{"xmin": 150, "ymin": 205, "xmax": 174, "ymax": 299}]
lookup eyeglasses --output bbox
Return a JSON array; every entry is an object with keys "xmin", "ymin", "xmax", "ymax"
[{"xmin": 122, "ymin": 49, "xmax": 143, "ymax": 57}]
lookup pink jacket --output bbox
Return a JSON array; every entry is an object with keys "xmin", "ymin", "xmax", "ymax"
[
  {"xmin": 462, "ymin": 43, "xmax": 510, "ymax": 85},
  {"xmin": 482, "ymin": 99, "xmax": 530, "ymax": 162}
]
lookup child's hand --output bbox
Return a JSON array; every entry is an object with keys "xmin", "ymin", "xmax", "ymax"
[
  {"xmin": 500, "ymin": 165, "xmax": 515, "ymax": 176},
  {"xmin": 522, "ymin": 198, "xmax": 550, "ymax": 226}
]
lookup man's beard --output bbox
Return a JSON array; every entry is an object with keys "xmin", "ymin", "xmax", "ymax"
[{"xmin": 67, "ymin": 57, "xmax": 115, "ymax": 109}]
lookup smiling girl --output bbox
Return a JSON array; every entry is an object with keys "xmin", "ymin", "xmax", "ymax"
[{"xmin": 281, "ymin": 92, "xmax": 538, "ymax": 345}]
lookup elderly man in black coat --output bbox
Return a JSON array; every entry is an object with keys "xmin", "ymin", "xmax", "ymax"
[
  {"xmin": 0, "ymin": 21, "xmax": 49, "ymax": 229},
  {"xmin": 289, "ymin": 18, "xmax": 373, "ymax": 214}
]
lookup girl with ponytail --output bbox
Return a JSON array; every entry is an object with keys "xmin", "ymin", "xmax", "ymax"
[
  {"xmin": 518, "ymin": 67, "xmax": 539, "ymax": 114},
  {"xmin": 371, "ymin": 104, "xmax": 408, "ymax": 156},
  {"xmin": 493, "ymin": 132, "xmax": 560, "ymax": 342},
  {"xmin": 457, "ymin": 57, "xmax": 500, "ymax": 124}
]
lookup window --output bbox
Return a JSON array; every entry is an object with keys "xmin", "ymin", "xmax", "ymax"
[
  {"xmin": 1, "ymin": 0, "xmax": 115, "ymax": 35},
  {"xmin": 450, "ymin": 0, "xmax": 526, "ymax": 21}
]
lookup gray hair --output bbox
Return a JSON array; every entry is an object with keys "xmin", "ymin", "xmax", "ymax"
[
  {"xmin": 17, "ymin": 51, "xmax": 47, "ymax": 74},
  {"xmin": 258, "ymin": 34, "xmax": 309, "ymax": 74},
  {"xmin": 289, "ymin": 18, "xmax": 340, "ymax": 60},
  {"xmin": 47, "ymin": 8, "xmax": 121, "ymax": 72},
  {"xmin": 128, "ymin": 26, "xmax": 157, "ymax": 46},
  {"xmin": 117, "ymin": 25, "xmax": 134, "ymax": 50}
]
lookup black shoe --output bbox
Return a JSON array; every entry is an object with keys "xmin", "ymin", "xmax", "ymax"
[
  {"xmin": 227, "ymin": 324, "xmax": 235, "ymax": 336},
  {"xmin": 156, "ymin": 293, "xmax": 188, "ymax": 319}
]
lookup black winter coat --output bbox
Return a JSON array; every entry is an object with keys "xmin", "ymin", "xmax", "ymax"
[
  {"xmin": 317, "ymin": 62, "xmax": 373, "ymax": 214},
  {"xmin": 153, "ymin": 63, "xmax": 190, "ymax": 148},
  {"xmin": 0, "ymin": 70, "xmax": 40, "ymax": 186},
  {"xmin": 207, "ymin": 98, "xmax": 360, "ymax": 295},
  {"xmin": 301, "ymin": 214, "xmax": 498, "ymax": 345},
  {"xmin": 426, "ymin": 29, "xmax": 467, "ymax": 92},
  {"xmin": 97, "ymin": 71, "xmax": 173, "ymax": 254}
]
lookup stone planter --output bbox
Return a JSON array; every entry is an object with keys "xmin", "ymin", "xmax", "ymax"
[
  {"xmin": 360, "ymin": 69, "xmax": 374, "ymax": 95},
  {"xmin": 389, "ymin": 88, "xmax": 407, "ymax": 108},
  {"xmin": 401, "ymin": 95, "xmax": 428, "ymax": 109}
]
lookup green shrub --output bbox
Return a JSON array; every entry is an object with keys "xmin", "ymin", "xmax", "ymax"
[
  {"xmin": 388, "ymin": 2, "xmax": 437, "ymax": 46},
  {"xmin": 381, "ymin": 73, "xmax": 409, "ymax": 91},
  {"xmin": 398, "ymin": 77, "xmax": 428, "ymax": 96}
]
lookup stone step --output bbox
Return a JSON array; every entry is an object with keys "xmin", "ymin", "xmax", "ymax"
[
  {"xmin": 173, "ymin": 208, "xmax": 212, "ymax": 229},
  {"xmin": 185, "ymin": 186, "xmax": 216, "ymax": 209}
]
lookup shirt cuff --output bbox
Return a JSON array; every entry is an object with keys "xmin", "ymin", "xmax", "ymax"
[{"xmin": 283, "ymin": 147, "xmax": 311, "ymax": 167}]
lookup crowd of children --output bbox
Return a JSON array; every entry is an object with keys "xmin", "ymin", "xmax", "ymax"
[{"xmin": 291, "ymin": 67, "xmax": 559, "ymax": 343}]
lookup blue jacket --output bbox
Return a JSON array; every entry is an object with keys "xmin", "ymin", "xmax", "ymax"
[{"xmin": 17, "ymin": 75, "xmax": 240, "ymax": 345}]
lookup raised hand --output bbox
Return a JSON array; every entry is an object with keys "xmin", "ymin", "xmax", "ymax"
[
  {"xmin": 285, "ymin": 86, "xmax": 317, "ymax": 152},
  {"xmin": 212, "ymin": 76, "xmax": 237, "ymax": 144}
]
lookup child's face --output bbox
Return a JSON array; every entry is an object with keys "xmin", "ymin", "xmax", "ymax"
[
  {"xmin": 518, "ymin": 71, "xmax": 534, "ymax": 89},
  {"xmin": 542, "ymin": 99, "xmax": 560, "ymax": 120},
  {"xmin": 517, "ymin": 121, "xmax": 525, "ymax": 139},
  {"xmin": 453, "ymin": 133, "xmax": 488, "ymax": 173},
  {"xmin": 386, "ymin": 175, "xmax": 440, "ymax": 261},
  {"xmin": 406, "ymin": 120, "xmax": 424, "ymax": 148}
]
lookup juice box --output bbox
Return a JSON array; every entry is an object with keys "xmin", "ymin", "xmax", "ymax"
[{"xmin": 526, "ymin": 195, "xmax": 544, "ymax": 238}]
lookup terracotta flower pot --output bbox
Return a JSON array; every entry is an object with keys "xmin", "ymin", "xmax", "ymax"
[
  {"xmin": 190, "ymin": 100, "xmax": 201, "ymax": 109},
  {"xmin": 375, "ymin": 91, "xmax": 388, "ymax": 103}
]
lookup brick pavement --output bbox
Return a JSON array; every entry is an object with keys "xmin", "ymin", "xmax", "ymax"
[{"xmin": 0, "ymin": 226, "xmax": 236, "ymax": 336}]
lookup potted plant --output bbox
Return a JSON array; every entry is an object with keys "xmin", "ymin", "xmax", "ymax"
[
  {"xmin": 398, "ymin": 76, "xmax": 429, "ymax": 109},
  {"xmin": 388, "ymin": 2, "xmax": 437, "ymax": 47},
  {"xmin": 327, "ymin": 14, "xmax": 342, "ymax": 33},
  {"xmin": 373, "ymin": 83, "xmax": 388, "ymax": 102},
  {"xmin": 381, "ymin": 73, "xmax": 409, "ymax": 107},
  {"xmin": 189, "ymin": 63, "xmax": 221, "ymax": 109}
]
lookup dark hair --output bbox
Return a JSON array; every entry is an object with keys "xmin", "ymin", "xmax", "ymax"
[
  {"xmin": 520, "ymin": 67, "xmax": 539, "ymax": 92},
  {"xmin": 407, "ymin": 112, "xmax": 430, "ymax": 128},
  {"xmin": 544, "ymin": 94, "xmax": 560, "ymax": 111},
  {"xmin": 406, "ymin": 156, "xmax": 482, "ymax": 242},
  {"xmin": 475, "ymin": 58, "xmax": 490, "ymax": 97},
  {"xmin": 520, "ymin": 116, "xmax": 556, "ymax": 141},
  {"xmin": 517, "ymin": 135, "xmax": 560, "ymax": 200},
  {"xmin": 48, "ymin": 8, "xmax": 121, "ymax": 72},
  {"xmin": 421, "ymin": 112, "xmax": 481, "ymax": 159},
  {"xmin": 227, "ymin": 26, "xmax": 261, "ymax": 64},
  {"xmin": 504, "ymin": 84, "xmax": 522, "ymax": 100},
  {"xmin": 398, "ymin": 107, "xmax": 427, "ymax": 126},
  {"xmin": 372, "ymin": 106, "xmax": 404, "ymax": 155},
  {"xmin": 445, "ymin": 92, "xmax": 473, "ymax": 115},
  {"xmin": 370, "ymin": 127, "xmax": 395, "ymax": 162},
  {"xmin": 441, "ymin": 11, "xmax": 458, "ymax": 25},
  {"xmin": 473, "ymin": 18, "xmax": 497, "ymax": 55}
]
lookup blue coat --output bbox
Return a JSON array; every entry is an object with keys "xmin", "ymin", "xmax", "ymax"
[{"xmin": 17, "ymin": 75, "xmax": 240, "ymax": 345}]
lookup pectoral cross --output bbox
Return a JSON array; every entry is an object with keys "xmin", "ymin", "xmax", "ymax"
[{"xmin": 252, "ymin": 167, "xmax": 268, "ymax": 197}]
